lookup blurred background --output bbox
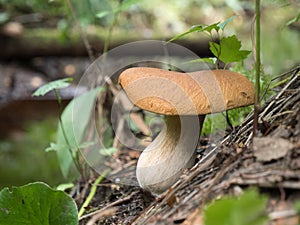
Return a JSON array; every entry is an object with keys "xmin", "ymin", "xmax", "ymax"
[{"xmin": 0, "ymin": 0, "xmax": 299, "ymax": 188}]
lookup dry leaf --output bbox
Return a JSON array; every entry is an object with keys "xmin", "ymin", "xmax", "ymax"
[{"xmin": 253, "ymin": 137, "xmax": 294, "ymax": 162}]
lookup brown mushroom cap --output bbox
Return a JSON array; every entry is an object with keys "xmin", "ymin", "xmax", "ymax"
[{"xmin": 119, "ymin": 67, "xmax": 255, "ymax": 115}]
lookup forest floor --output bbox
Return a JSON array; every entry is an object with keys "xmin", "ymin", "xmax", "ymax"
[{"xmin": 75, "ymin": 66, "xmax": 300, "ymax": 225}]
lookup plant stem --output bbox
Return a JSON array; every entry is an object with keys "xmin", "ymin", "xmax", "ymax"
[
  {"xmin": 78, "ymin": 169, "xmax": 111, "ymax": 218},
  {"xmin": 54, "ymin": 89, "xmax": 83, "ymax": 178},
  {"xmin": 66, "ymin": 0, "xmax": 95, "ymax": 61},
  {"xmin": 253, "ymin": 0, "xmax": 261, "ymax": 137}
]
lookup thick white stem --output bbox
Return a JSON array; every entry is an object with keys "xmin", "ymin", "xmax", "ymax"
[{"xmin": 136, "ymin": 115, "xmax": 205, "ymax": 195}]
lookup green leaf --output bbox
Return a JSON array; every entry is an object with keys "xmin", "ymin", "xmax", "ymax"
[
  {"xmin": 187, "ymin": 57, "xmax": 217, "ymax": 65},
  {"xmin": 96, "ymin": 10, "xmax": 112, "ymax": 19},
  {"xmin": 96, "ymin": 0, "xmax": 142, "ymax": 18},
  {"xmin": 286, "ymin": 13, "xmax": 300, "ymax": 26},
  {"xmin": 0, "ymin": 182, "xmax": 78, "ymax": 225},
  {"xmin": 32, "ymin": 78, "xmax": 73, "ymax": 97},
  {"xmin": 56, "ymin": 183, "xmax": 74, "ymax": 191},
  {"xmin": 202, "ymin": 22, "xmax": 220, "ymax": 33},
  {"xmin": 168, "ymin": 24, "xmax": 205, "ymax": 42},
  {"xmin": 118, "ymin": 0, "xmax": 143, "ymax": 12},
  {"xmin": 218, "ymin": 16, "xmax": 236, "ymax": 30},
  {"xmin": 56, "ymin": 87, "xmax": 103, "ymax": 178},
  {"xmin": 210, "ymin": 35, "xmax": 251, "ymax": 64},
  {"xmin": 99, "ymin": 147, "xmax": 117, "ymax": 156},
  {"xmin": 209, "ymin": 41, "xmax": 221, "ymax": 58},
  {"xmin": 205, "ymin": 189, "xmax": 268, "ymax": 225}
]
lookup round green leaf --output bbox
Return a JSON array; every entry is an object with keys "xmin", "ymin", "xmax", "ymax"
[{"xmin": 0, "ymin": 182, "xmax": 78, "ymax": 225}]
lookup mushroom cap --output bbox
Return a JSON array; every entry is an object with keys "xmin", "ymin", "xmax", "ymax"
[{"xmin": 119, "ymin": 67, "xmax": 255, "ymax": 115}]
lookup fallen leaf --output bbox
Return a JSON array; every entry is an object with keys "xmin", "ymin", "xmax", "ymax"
[{"xmin": 253, "ymin": 137, "xmax": 294, "ymax": 162}]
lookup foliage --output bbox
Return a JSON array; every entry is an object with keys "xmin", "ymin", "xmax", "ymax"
[
  {"xmin": 286, "ymin": 12, "xmax": 300, "ymax": 26},
  {"xmin": 295, "ymin": 201, "xmax": 300, "ymax": 215},
  {"xmin": 32, "ymin": 78, "xmax": 73, "ymax": 97},
  {"xmin": 0, "ymin": 118, "xmax": 65, "ymax": 188},
  {"xmin": 210, "ymin": 35, "xmax": 251, "ymax": 66},
  {"xmin": 47, "ymin": 87, "xmax": 103, "ymax": 179},
  {"xmin": 169, "ymin": 16, "xmax": 251, "ymax": 68},
  {"xmin": 0, "ymin": 182, "xmax": 78, "ymax": 225},
  {"xmin": 204, "ymin": 189, "xmax": 268, "ymax": 225},
  {"xmin": 96, "ymin": 0, "xmax": 143, "ymax": 19}
]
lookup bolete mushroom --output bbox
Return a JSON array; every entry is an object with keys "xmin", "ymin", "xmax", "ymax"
[{"xmin": 119, "ymin": 67, "xmax": 255, "ymax": 194}]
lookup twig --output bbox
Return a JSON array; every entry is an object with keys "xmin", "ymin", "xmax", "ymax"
[
  {"xmin": 80, "ymin": 191, "xmax": 137, "ymax": 220},
  {"xmin": 86, "ymin": 207, "xmax": 118, "ymax": 225},
  {"xmin": 269, "ymin": 209, "xmax": 298, "ymax": 220}
]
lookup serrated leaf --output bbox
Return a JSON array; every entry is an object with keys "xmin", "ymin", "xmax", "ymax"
[
  {"xmin": 0, "ymin": 182, "xmax": 78, "ymax": 225},
  {"xmin": 218, "ymin": 16, "xmax": 236, "ymax": 30},
  {"xmin": 205, "ymin": 189, "xmax": 268, "ymax": 225},
  {"xmin": 32, "ymin": 78, "xmax": 73, "ymax": 97},
  {"xmin": 210, "ymin": 35, "xmax": 251, "ymax": 64},
  {"xmin": 56, "ymin": 87, "xmax": 103, "ymax": 178}
]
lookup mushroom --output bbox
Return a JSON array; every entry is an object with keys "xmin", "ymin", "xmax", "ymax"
[{"xmin": 119, "ymin": 67, "xmax": 255, "ymax": 194}]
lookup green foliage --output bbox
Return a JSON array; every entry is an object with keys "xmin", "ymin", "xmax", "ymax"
[
  {"xmin": 204, "ymin": 189, "xmax": 268, "ymax": 225},
  {"xmin": 0, "ymin": 182, "xmax": 78, "ymax": 225},
  {"xmin": 0, "ymin": 118, "xmax": 65, "ymax": 188},
  {"xmin": 295, "ymin": 201, "xmax": 300, "ymax": 213},
  {"xmin": 286, "ymin": 12, "xmax": 300, "ymax": 26},
  {"xmin": 47, "ymin": 87, "xmax": 103, "ymax": 178},
  {"xmin": 169, "ymin": 16, "xmax": 251, "ymax": 68},
  {"xmin": 32, "ymin": 78, "xmax": 73, "ymax": 97},
  {"xmin": 99, "ymin": 147, "xmax": 118, "ymax": 156},
  {"xmin": 210, "ymin": 35, "xmax": 251, "ymax": 66},
  {"xmin": 169, "ymin": 16, "xmax": 236, "ymax": 42},
  {"xmin": 96, "ymin": 0, "xmax": 143, "ymax": 19}
]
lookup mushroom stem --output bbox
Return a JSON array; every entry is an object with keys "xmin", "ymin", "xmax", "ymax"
[{"xmin": 136, "ymin": 114, "xmax": 205, "ymax": 195}]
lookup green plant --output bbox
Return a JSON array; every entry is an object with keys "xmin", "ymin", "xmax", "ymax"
[
  {"xmin": 0, "ymin": 118, "xmax": 64, "ymax": 188},
  {"xmin": 169, "ymin": 16, "xmax": 251, "ymax": 69},
  {"xmin": 204, "ymin": 189, "xmax": 268, "ymax": 225},
  {"xmin": 33, "ymin": 78, "xmax": 83, "ymax": 179},
  {"xmin": 253, "ymin": 0, "xmax": 261, "ymax": 136},
  {"xmin": 0, "ymin": 182, "xmax": 78, "ymax": 225}
]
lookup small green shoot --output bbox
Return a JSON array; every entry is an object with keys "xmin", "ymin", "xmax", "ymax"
[
  {"xmin": 32, "ymin": 77, "xmax": 73, "ymax": 97},
  {"xmin": 286, "ymin": 12, "xmax": 300, "ymax": 26},
  {"xmin": 204, "ymin": 189, "xmax": 268, "ymax": 225},
  {"xmin": 78, "ymin": 169, "xmax": 110, "ymax": 218}
]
